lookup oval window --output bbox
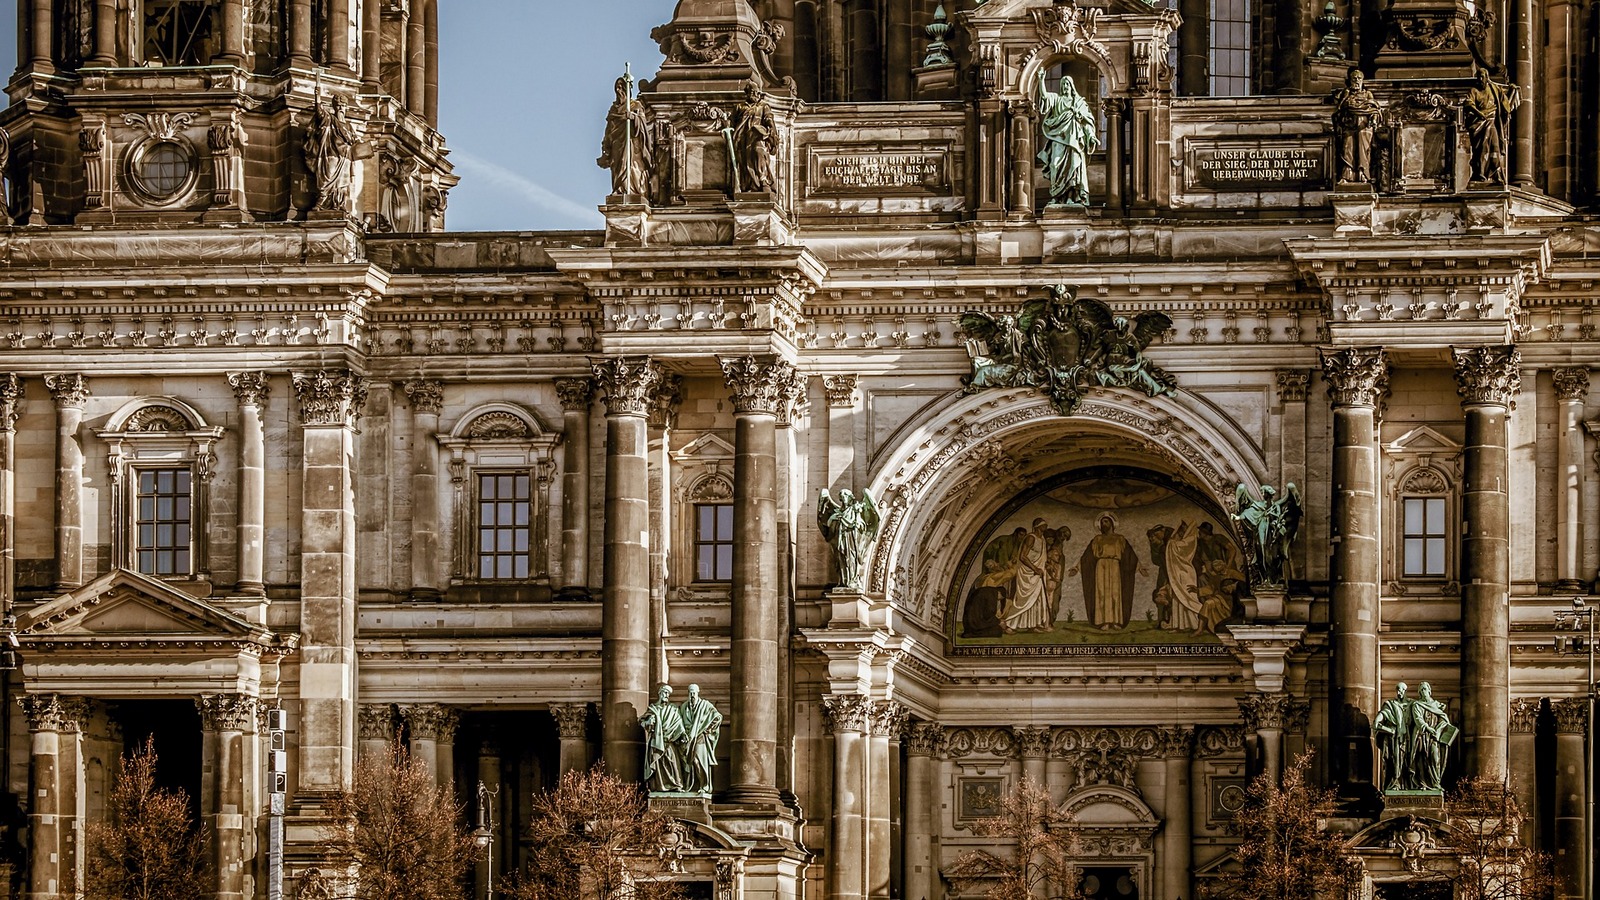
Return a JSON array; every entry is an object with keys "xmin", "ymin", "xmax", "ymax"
[{"xmin": 137, "ymin": 141, "xmax": 192, "ymax": 199}]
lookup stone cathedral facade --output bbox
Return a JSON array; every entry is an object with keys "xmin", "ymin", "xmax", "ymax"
[{"xmin": 0, "ymin": 0, "xmax": 1593, "ymax": 898}]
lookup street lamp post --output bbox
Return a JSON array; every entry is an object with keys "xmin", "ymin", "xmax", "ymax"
[
  {"xmin": 472, "ymin": 780, "xmax": 499, "ymax": 900},
  {"xmin": 1554, "ymin": 596, "xmax": 1596, "ymax": 900}
]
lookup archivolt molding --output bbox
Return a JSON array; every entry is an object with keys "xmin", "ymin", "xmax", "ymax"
[{"xmin": 863, "ymin": 388, "xmax": 1268, "ymax": 621}]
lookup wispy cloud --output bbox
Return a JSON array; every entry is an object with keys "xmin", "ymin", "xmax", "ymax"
[{"xmin": 451, "ymin": 152, "xmax": 602, "ymax": 228}]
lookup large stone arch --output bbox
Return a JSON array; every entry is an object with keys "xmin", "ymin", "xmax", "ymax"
[{"xmin": 863, "ymin": 386, "xmax": 1268, "ymax": 626}]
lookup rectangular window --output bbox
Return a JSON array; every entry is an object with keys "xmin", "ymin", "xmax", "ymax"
[
  {"xmin": 695, "ymin": 504, "xmax": 734, "ymax": 582},
  {"xmin": 143, "ymin": 0, "xmax": 219, "ymax": 66},
  {"xmin": 1208, "ymin": 0, "xmax": 1251, "ymax": 96},
  {"xmin": 477, "ymin": 472, "xmax": 531, "ymax": 580},
  {"xmin": 136, "ymin": 468, "xmax": 192, "ymax": 576},
  {"xmin": 1402, "ymin": 497, "xmax": 1447, "ymax": 577}
]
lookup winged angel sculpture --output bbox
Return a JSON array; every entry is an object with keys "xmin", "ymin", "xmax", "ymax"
[
  {"xmin": 959, "ymin": 284, "xmax": 1176, "ymax": 414},
  {"xmin": 1232, "ymin": 483, "xmax": 1303, "ymax": 586},
  {"xmin": 818, "ymin": 488, "xmax": 879, "ymax": 592}
]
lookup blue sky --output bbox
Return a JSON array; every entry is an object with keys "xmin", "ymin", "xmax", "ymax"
[{"xmin": 0, "ymin": 1, "xmax": 673, "ymax": 232}]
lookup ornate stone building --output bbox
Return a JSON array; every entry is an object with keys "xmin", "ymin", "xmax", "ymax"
[{"xmin": 0, "ymin": 0, "xmax": 1591, "ymax": 898}]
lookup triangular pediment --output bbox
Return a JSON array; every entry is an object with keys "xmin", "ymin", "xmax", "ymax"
[
  {"xmin": 674, "ymin": 433, "xmax": 736, "ymax": 460},
  {"xmin": 1387, "ymin": 425, "xmax": 1461, "ymax": 454},
  {"xmin": 17, "ymin": 569, "xmax": 272, "ymax": 642}
]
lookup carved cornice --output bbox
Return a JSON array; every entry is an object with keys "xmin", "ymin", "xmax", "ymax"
[
  {"xmin": 198, "ymin": 694, "xmax": 260, "ymax": 732},
  {"xmin": 402, "ymin": 378, "xmax": 445, "ymax": 416},
  {"xmin": 227, "ymin": 372, "xmax": 270, "ymax": 408},
  {"xmin": 555, "ymin": 377, "xmax": 597, "ymax": 413},
  {"xmin": 1014, "ymin": 725, "xmax": 1051, "ymax": 758},
  {"xmin": 1508, "ymin": 698, "xmax": 1540, "ymax": 734},
  {"xmin": 902, "ymin": 721, "xmax": 947, "ymax": 757},
  {"xmin": 649, "ymin": 374, "xmax": 684, "ymax": 430},
  {"xmin": 821, "ymin": 694, "xmax": 873, "ymax": 735},
  {"xmin": 872, "ymin": 700, "xmax": 909, "ymax": 737},
  {"xmin": 21, "ymin": 693, "xmax": 90, "ymax": 733},
  {"xmin": 944, "ymin": 726, "xmax": 1015, "ymax": 758},
  {"xmin": 44, "ymin": 373, "xmax": 89, "ymax": 409},
  {"xmin": 0, "ymin": 373, "xmax": 21, "ymax": 430},
  {"xmin": 549, "ymin": 703, "xmax": 589, "ymax": 740},
  {"xmin": 1452, "ymin": 346, "xmax": 1522, "ymax": 407},
  {"xmin": 592, "ymin": 356, "xmax": 664, "ymax": 417},
  {"xmin": 1320, "ymin": 347, "xmax": 1388, "ymax": 408},
  {"xmin": 1195, "ymin": 724, "xmax": 1246, "ymax": 759},
  {"xmin": 1553, "ymin": 367, "xmax": 1590, "ymax": 403},
  {"xmin": 720, "ymin": 356, "xmax": 798, "ymax": 416},
  {"xmin": 1238, "ymin": 693, "xmax": 1296, "ymax": 731},
  {"xmin": 1275, "ymin": 369, "xmax": 1310, "ymax": 404},
  {"xmin": 358, "ymin": 703, "xmax": 396, "ymax": 741},
  {"xmin": 822, "ymin": 374, "xmax": 860, "ymax": 409},
  {"xmin": 401, "ymin": 703, "xmax": 459, "ymax": 742},
  {"xmin": 293, "ymin": 369, "xmax": 367, "ymax": 427},
  {"xmin": 1552, "ymin": 697, "xmax": 1587, "ymax": 733}
]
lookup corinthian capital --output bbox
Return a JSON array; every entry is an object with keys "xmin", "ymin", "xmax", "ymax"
[
  {"xmin": 402, "ymin": 378, "xmax": 445, "ymax": 416},
  {"xmin": 21, "ymin": 693, "xmax": 90, "ymax": 733},
  {"xmin": 903, "ymin": 721, "xmax": 947, "ymax": 757},
  {"xmin": 227, "ymin": 372, "xmax": 271, "ymax": 408},
  {"xmin": 1553, "ymin": 367, "xmax": 1590, "ymax": 403},
  {"xmin": 401, "ymin": 703, "xmax": 459, "ymax": 742},
  {"xmin": 0, "ymin": 374, "xmax": 22, "ymax": 430},
  {"xmin": 1319, "ymin": 347, "xmax": 1388, "ymax": 408},
  {"xmin": 44, "ymin": 373, "xmax": 89, "ymax": 409},
  {"xmin": 554, "ymin": 377, "xmax": 597, "ymax": 412},
  {"xmin": 650, "ymin": 375, "xmax": 684, "ymax": 430},
  {"xmin": 1452, "ymin": 346, "xmax": 1522, "ymax": 407},
  {"xmin": 1508, "ymin": 697, "xmax": 1540, "ymax": 734},
  {"xmin": 198, "ymin": 694, "xmax": 260, "ymax": 732},
  {"xmin": 1238, "ymin": 693, "xmax": 1294, "ymax": 731},
  {"xmin": 821, "ymin": 694, "xmax": 873, "ymax": 735},
  {"xmin": 293, "ymin": 369, "xmax": 368, "ymax": 427},
  {"xmin": 592, "ymin": 357, "xmax": 664, "ymax": 416},
  {"xmin": 720, "ymin": 356, "xmax": 798, "ymax": 416}
]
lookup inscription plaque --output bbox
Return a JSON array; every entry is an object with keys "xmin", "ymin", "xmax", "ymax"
[
  {"xmin": 807, "ymin": 146, "xmax": 952, "ymax": 196},
  {"xmin": 1187, "ymin": 140, "xmax": 1329, "ymax": 191}
]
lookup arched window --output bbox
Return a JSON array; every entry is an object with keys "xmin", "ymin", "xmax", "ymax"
[{"xmin": 99, "ymin": 399, "xmax": 223, "ymax": 580}]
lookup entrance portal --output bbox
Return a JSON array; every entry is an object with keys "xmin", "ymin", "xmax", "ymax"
[{"xmin": 1079, "ymin": 866, "xmax": 1138, "ymax": 900}]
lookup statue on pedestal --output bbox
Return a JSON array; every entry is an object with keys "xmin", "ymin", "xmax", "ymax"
[
  {"xmin": 1329, "ymin": 68, "xmax": 1380, "ymax": 185},
  {"xmin": 679, "ymin": 684, "xmax": 723, "ymax": 796},
  {"xmin": 1034, "ymin": 70, "xmax": 1098, "ymax": 206},
  {"xmin": 598, "ymin": 66, "xmax": 653, "ymax": 198},
  {"xmin": 640, "ymin": 683, "xmax": 723, "ymax": 797},
  {"xmin": 1373, "ymin": 681, "xmax": 1457, "ymax": 793},
  {"xmin": 818, "ymin": 488, "xmax": 880, "ymax": 591},
  {"xmin": 304, "ymin": 95, "xmax": 356, "ymax": 212},
  {"xmin": 1463, "ymin": 68, "xmax": 1519, "ymax": 184},
  {"xmin": 730, "ymin": 79, "xmax": 778, "ymax": 193},
  {"xmin": 1233, "ymin": 483, "xmax": 1303, "ymax": 586}
]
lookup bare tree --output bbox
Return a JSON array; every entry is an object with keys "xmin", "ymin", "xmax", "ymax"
[
  {"xmin": 503, "ymin": 766, "xmax": 683, "ymax": 900},
  {"xmin": 83, "ymin": 739, "xmax": 210, "ymax": 900},
  {"xmin": 321, "ymin": 743, "xmax": 478, "ymax": 900},
  {"xmin": 1212, "ymin": 752, "xmax": 1359, "ymax": 900},
  {"xmin": 1443, "ymin": 777, "xmax": 1554, "ymax": 900},
  {"xmin": 945, "ymin": 776, "xmax": 1083, "ymax": 900}
]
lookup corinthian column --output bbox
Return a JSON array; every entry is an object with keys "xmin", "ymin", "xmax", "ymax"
[
  {"xmin": 45, "ymin": 375, "xmax": 88, "ymax": 591},
  {"xmin": 1552, "ymin": 698, "xmax": 1588, "ymax": 900},
  {"xmin": 1239, "ymin": 693, "xmax": 1293, "ymax": 783},
  {"xmin": 199, "ymin": 694, "xmax": 259, "ymax": 900},
  {"xmin": 403, "ymin": 380, "xmax": 445, "ymax": 600},
  {"xmin": 0, "ymin": 375, "xmax": 21, "ymax": 616},
  {"xmin": 902, "ymin": 723, "xmax": 944, "ymax": 900},
  {"xmin": 1159, "ymin": 727, "xmax": 1195, "ymax": 900},
  {"xmin": 228, "ymin": 373, "xmax": 269, "ymax": 596},
  {"xmin": 555, "ymin": 378, "xmax": 596, "ymax": 600},
  {"xmin": 24, "ymin": 694, "xmax": 87, "ymax": 900},
  {"xmin": 402, "ymin": 703, "xmax": 458, "ymax": 786},
  {"xmin": 823, "ymin": 694, "xmax": 871, "ymax": 900},
  {"xmin": 1453, "ymin": 346, "xmax": 1519, "ymax": 781},
  {"xmin": 291, "ymin": 370, "xmax": 366, "ymax": 798},
  {"xmin": 868, "ymin": 701, "xmax": 906, "ymax": 900},
  {"xmin": 1553, "ymin": 369, "xmax": 1588, "ymax": 592},
  {"xmin": 1508, "ymin": 698, "xmax": 1540, "ymax": 848},
  {"xmin": 720, "ymin": 355, "xmax": 795, "ymax": 808},
  {"xmin": 648, "ymin": 378, "xmax": 682, "ymax": 688},
  {"xmin": 550, "ymin": 703, "xmax": 591, "ymax": 775},
  {"xmin": 593, "ymin": 357, "xmax": 662, "ymax": 780},
  {"xmin": 1319, "ymin": 347, "xmax": 1387, "ymax": 796}
]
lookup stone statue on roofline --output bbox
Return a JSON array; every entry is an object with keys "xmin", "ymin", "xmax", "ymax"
[
  {"xmin": 1034, "ymin": 69, "xmax": 1098, "ymax": 206},
  {"xmin": 598, "ymin": 64, "xmax": 653, "ymax": 198}
]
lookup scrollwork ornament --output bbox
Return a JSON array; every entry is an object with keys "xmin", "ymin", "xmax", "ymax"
[
  {"xmin": 720, "ymin": 355, "xmax": 797, "ymax": 416},
  {"xmin": 592, "ymin": 356, "xmax": 664, "ymax": 417},
  {"xmin": 1451, "ymin": 345, "xmax": 1521, "ymax": 407},
  {"xmin": 1275, "ymin": 369, "xmax": 1310, "ymax": 403},
  {"xmin": 1553, "ymin": 367, "xmax": 1590, "ymax": 402},
  {"xmin": 1319, "ymin": 346, "xmax": 1389, "ymax": 407},
  {"xmin": 292, "ymin": 369, "xmax": 367, "ymax": 426},
  {"xmin": 822, "ymin": 374, "xmax": 860, "ymax": 408},
  {"xmin": 44, "ymin": 373, "xmax": 90, "ymax": 409}
]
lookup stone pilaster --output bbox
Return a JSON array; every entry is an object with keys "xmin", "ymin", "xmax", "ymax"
[
  {"xmin": 403, "ymin": 379, "xmax": 446, "ymax": 601},
  {"xmin": 593, "ymin": 357, "xmax": 662, "ymax": 781},
  {"xmin": 0, "ymin": 374, "xmax": 20, "ymax": 616},
  {"xmin": 720, "ymin": 355, "xmax": 795, "ymax": 809},
  {"xmin": 291, "ymin": 370, "xmax": 365, "ymax": 799},
  {"xmin": 1553, "ymin": 368, "xmax": 1589, "ymax": 591},
  {"xmin": 550, "ymin": 703, "xmax": 591, "ymax": 775},
  {"xmin": 24, "ymin": 694, "xmax": 88, "ymax": 900},
  {"xmin": 823, "ymin": 694, "xmax": 872, "ymax": 900},
  {"xmin": 1319, "ymin": 347, "xmax": 1387, "ymax": 796},
  {"xmin": 1453, "ymin": 346, "xmax": 1519, "ymax": 781},
  {"xmin": 200, "ymin": 694, "xmax": 260, "ymax": 900},
  {"xmin": 1551, "ymin": 698, "xmax": 1588, "ymax": 900},
  {"xmin": 1276, "ymin": 369, "xmax": 1310, "ymax": 580},
  {"xmin": 402, "ymin": 703, "xmax": 458, "ymax": 786},
  {"xmin": 357, "ymin": 703, "xmax": 395, "ymax": 762},
  {"xmin": 555, "ymin": 378, "xmax": 596, "ymax": 599},
  {"xmin": 822, "ymin": 374, "xmax": 859, "ymax": 496},
  {"xmin": 1159, "ymin": 726, "xmax": 1195, "ymax": 900},
  {"xmin": 647, "ymin": 376, "xmax": 682, "ymax": 689},
  {"xmin": 1508, "ymin": 698, "xmax": 1541, "ymax": 849},
  {"xmin": 868, "ymin": 701, "xmax": 907, "ymax": 900},
  {"xmin": 901, "ymin": 723, "xmax": 944, "ymax": 900},
  {"xmin": 227, "ymin": 373, "xmax": 269, "ymax": 596},
  {"xmin": 45, "ymin": 374, "xmax": 88, "ymax": 591}
]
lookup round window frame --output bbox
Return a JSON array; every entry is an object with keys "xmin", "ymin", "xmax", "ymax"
[{"xmin": 124, "ymin": 136, "xmax": 199, "ymax": 206}]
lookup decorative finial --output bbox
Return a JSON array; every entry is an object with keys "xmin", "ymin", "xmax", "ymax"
[{"xmin": 924, "ymin": 4, "xmax": 954, "ymax": 67}]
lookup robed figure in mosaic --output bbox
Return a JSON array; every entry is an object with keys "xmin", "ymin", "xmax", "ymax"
[
  {"xmin": 1034, "ymin": 70, "xmax": 1099, "ymax": 205},
  {"xmin": 1071, "ymin": 515, "xmax": 1138, "ymax": 630}
]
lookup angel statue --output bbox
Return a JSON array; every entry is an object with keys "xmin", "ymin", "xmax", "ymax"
[
  {"xmin": 1232, "ymin": 483, "xmax": 1303, "ymax": 586},
  {"xmin": 818, "ymin": 488, "xmax": 879, "ymax": 591}
]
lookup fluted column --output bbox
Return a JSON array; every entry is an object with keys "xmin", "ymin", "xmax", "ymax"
[
  {"xmin": 45, "ymin": 375, "xmax": 88, "ymax": 591},
  {"xmin": 292, "ymin": 370, "xmax": 365, "ymax": 798},
  {"xmin": 0, "ymin": 375, "xmax": 21, "ymax": 617},
  {"xmin": 288, "ymin": 0, "xmax": 313, "ymax": 67},
  {"xmin": 868, "ymin": 702, "xmax": 906, "ymax": 900},
  {"xmin": 550, "ymin": 703, "xmax": 591, "ymax": 774},
  {"xmin": 357, "ymin": 704, "xmax": 395, "ymax": 761},
  {"xmin": 720, "ymin": 356, "xmax": 795, "ymax": 808},
  {"xmin": 594, "ymin": 357, "xmax": 662, "ymax": 780},
  {"xmin": 200, "ymin": 695, "xmax": 259, "ymax": 900},
  {"xmin": 403, "ymin": 703, "xmax": 457, "ymax": 786},
  {"xmin": 1453, "ymin": 346, "xmax": 1519, "ymax": 780},
  {"xmin": 647, "ymin": 378, "xmax": 681, "ymax": 688},
  {"xmin": 902, "ymin": 723, "xmax": 944, "ymax": 900},
  {"xmin": 404, "ymin": 380, "xmax": 445, "ymax": 600},
  {"xmin": 228, "ymin": 374, "xmax": 269, "ymax": 596},
  {"xmin": 1554, "ymin": 369, "xmax": 1589, "ymax": 591},
  {"xmin": 555, "ymin": 378, "xmax": 596, "ymax": 600},
  {"xmin": 1552, "ymin": 698, "xmax": 1588, "ymax": 900},
  {"xmin": 1319, "ymin": 348, "xmax": 1388, "ymax": 795},
  {"xmin": 1239, "ymin": 693, "xmax": 1293, "ymax": 784},
  {"xmin": 24, "ymin": 694, "xmax": 86, "ymax": 900},
  {"xmin": 1508, "ymin": 698, "xmax": 1540, "ymax": 849},
  {"xmin": 823, "ymin": 695, "xmax": 871, "ymax": 900},
  {"xmin": 1159, "ymin": 727, "xmax": 1195, "ymax": 900},
  {"xmin": 1007, "ymin": 99, "xmax": 1034, "ymax": 217},
  {"xmin": 90, "ymin": 0, "xmax": 116, "ymax": 65},
  {"xmin": 1015, "ymin": 725, "xmax": 1049, "ymax": 787}
]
